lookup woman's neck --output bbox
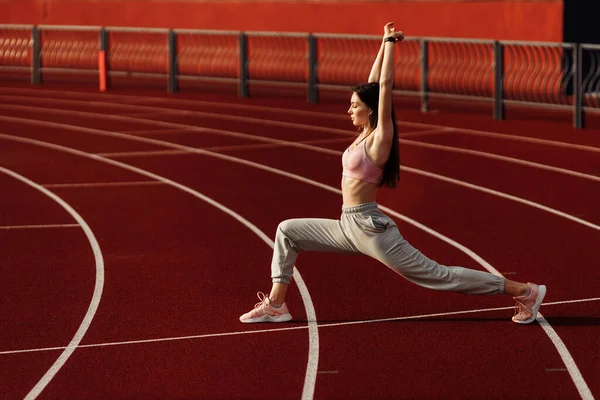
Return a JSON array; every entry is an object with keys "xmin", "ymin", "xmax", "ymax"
[{"xmin": 362, "ymin": 125, "xmax": 373, "ymax": 136}]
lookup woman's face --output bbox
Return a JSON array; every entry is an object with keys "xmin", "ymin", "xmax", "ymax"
[{"xmin": 347, "ymin": 92, "xmax": 371, "ymax": 128}]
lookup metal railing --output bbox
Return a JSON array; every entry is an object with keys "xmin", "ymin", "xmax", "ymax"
[{"xmin": 1, "ymin": 24, "xmax": 599, "ymax": 128}]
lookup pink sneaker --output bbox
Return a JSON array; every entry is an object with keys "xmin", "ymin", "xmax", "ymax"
[
  {"xmin": 239, "ymin": 292, "xmax": 292, "ymax": 323},
  {"xmin": 512, "ymin": 283, "xmax": 546, "ymax": 324}
]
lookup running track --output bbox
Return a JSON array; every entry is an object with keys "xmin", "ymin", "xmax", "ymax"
[{"xmin": 0, "ymin": 83, "xmax": 599, "ymax": 400}]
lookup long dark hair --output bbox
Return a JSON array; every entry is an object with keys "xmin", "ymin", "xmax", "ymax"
[{"xmin": 351, "ymin": 82, "xmax": 400, "ymax": 189}]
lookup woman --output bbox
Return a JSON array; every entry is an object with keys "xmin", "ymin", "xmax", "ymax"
[{"xmin": 240, "ymin": 22, "xmax": 546, "ymax": 325}]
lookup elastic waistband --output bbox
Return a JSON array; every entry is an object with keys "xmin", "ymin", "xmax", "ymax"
[{"xmin": 342, "ymin": 202, "xmax": 379, "ymax": 214}]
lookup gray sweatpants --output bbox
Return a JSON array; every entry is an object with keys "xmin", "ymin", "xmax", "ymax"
[{"xmin": 271, "ymin": 202, "xmax": 504, "ymax": 295}]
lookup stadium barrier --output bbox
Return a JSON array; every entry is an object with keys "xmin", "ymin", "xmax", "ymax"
[{"xmin": 1, "ymin": 24, "xmax": 599, "ymax": 128}]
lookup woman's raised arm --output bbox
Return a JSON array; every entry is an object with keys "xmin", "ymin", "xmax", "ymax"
[
  {"xmin": 374, "ymin": 22, "xmax": 403, "ymax": 146},
  {"xmin": 368, "ymin": 41, "xmax": 386, "ymax": 83}
]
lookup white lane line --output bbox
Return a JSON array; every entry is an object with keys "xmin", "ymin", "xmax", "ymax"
[
  {"xmin": 1, "ymin": 100, "xmax": 599, "ymax": 183},
  {"xmin": 97, "ymin": 149, "xmax": 192, "ymax": 158},
  {"xmin": 120, "ymin": 128, "xmax": 191, "ymax": 135},
  {"xmin": 538, "ymin": 317, "xmax": 594, "ymax": 400},
  {"xmin": 0, "ymin": 127, "xmax": 594, "ymax": 399},
  {"xmin": 120, "ymin": 111, "xmax": 187, "ymax": 118},
  {"xmin": 3, "ymin": 296, "xmax": 598, "ymax": 356},
  {"xmin": 2, "ymin": 90, "xmax": 599, "ymax": 153},
  {"xmin": 6, "ymin": 108, "xmax": 596, "ymax": 233},
  {"xmin": 439, "ymin": 127, "xmax": 600, "ymax": 155},
  {"xmin": 99, "ymin": 136, "xmax": 600, "ymax": 189},
  {"xmin": 2, "ymin": 97, "xmax": 600, "ymax": 396},
  {"xmin": 43, "ymin": 181, "xmax": 164, "ymax": 188},
  {"xmin": 0, "ymin": 224, "xmax": 79, "ymax": 230},
  {"xmin": 401, "ymin": 167, "xmax": 600, "ymax": 232},
  {"xmin": 98, "ymin": 138, "xmax": 350, "ymax": 158},
  {"xmin": 1, "ymin": 105, "xmax": 599, "ymax": 232},
  {"xmin": 153, "ymin": 97, "xmax": 600, "ymax": 154},
  {"xmin": 98, "ymin": 144, "xmax": 304, "ymax": 158},
  {"xmin": 401, "ymin": 139, "xmax": 600, "ymax": 183},
  {"xmin": 0, "ymin": 167, "xmax": 104, "ymax": 400},
  {"xmin": 0, "ymin": 99, "xmax": 353, "ymax": 137},
  {"xmin": 0, "ymin": 133, "xmax": 320, "ymax": 400}
]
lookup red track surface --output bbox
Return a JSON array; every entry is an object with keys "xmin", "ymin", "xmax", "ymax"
[{"xmin": 0, "ymin": 83, "xmax": 599, "ymax": 400}]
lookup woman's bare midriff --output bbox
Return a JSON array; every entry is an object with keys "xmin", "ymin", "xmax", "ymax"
[{"xmin": 341, "ymin": 176, "xmax": 379, "ymax": 207}]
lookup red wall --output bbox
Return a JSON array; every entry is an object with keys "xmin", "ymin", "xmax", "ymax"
[{"xmin": 2, "ymin": 0, "xmax": 564, "ymax": 42}]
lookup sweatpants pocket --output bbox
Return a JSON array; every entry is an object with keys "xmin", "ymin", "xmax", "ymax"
[{"xmin": 369, "ymin": 215, "xmax": 390, "ymax": 232}]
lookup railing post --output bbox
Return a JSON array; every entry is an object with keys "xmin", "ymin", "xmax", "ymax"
[
  {"xmin": 573, "ymin": 43, "xmax": 584, "ymax": 129},
  {"xmin": 420, "ymin": 39, "xmax": 429, "ymax": 113},
  {"xmin": 493, "ymin": 40, "xmax": 505, "ymax": 120},
  {"xmin": 307, "ymin": 33, "xmax": 318, "ymax": 104},
  {"xmin": 99, "ymin": 27, "xmax": 109, "ymax": 90},
  {"xmin": 99, "ymin": 27, "xmax": 109, "ymax": 52},
  {"xmin": 31, "ymin": 26, "xmax": 41, "ymax": 85},
  {"xmin": 168, "ymin": 29, "xmax": 178, "ymax": 93},
  {"xmin": 238, "ymin": 32, "xmax": 249, "ymax": 98}
]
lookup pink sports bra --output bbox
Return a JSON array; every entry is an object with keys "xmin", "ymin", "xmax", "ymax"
[{"xmin": 342, "ymin": 140, "xmax": 384, "ymax": 185}]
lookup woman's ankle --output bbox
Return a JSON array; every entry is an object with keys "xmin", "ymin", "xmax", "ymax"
[
  {"xmin": 505, "ymin": 280, "xmax": 530, "ymax": 297},
  {"xmin": 269, "ymin": 282, "xmax": 289, "ymax": 305}
]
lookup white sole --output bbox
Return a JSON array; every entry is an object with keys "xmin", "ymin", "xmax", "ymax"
[
  {"xmin": 514, "ymin": 285, "xmax": 546, "ymax": 324},
  {"xmin": 241, "ymin": 313, "xmax": 293, "ymax": 324}
]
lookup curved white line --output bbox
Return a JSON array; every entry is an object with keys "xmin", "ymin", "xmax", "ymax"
[
  {"xmin": 1, "ymin": 98, "xmax": 599, "ymax": 184},
  {"xmin": 1, "ymin": 111, "xmax": 598, "ymax": 233},
  {"xmin": 537, "ymin": 316, "xmax": 594, "ymax": 400},
  {"xmin": 0, "ymin": 94, "xmax": 596, "ymax": 397},
  {"xmin": 399, "ymin": 139, "xmax": 600, "ymax": 183},
  {"xmin": 402, "ymin": 167, "xmax": 600, "ymax": 232},
  {"xmin": 0, "ymin": 134, "xmax": 320, "ymax": 399},
  {"xmin": 383, "ymin": 200, "xmax": 593, "ymax": 400},
  {"xmin": 2, "ymin": 87, "xmax": 598, "ymax": 400},
  {"xmin": 2, "ymin": 96, "xmax": 599, "ymax": 182},
  {"xmin": 0, "ymin": 128, "xmax": 594, "ymax": 399},
  {"xmin": 0, "ymin": 167, "xmax": 105, "ymax": 400},
  {"xmin": 3, "ymin": 296, "xmax": 599, "ymax": 356},
  {"xmin": 1, "ymin": 88, "xmax": 599, "ymax": 153}
]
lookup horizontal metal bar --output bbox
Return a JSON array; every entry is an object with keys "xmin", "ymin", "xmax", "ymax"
[
  {"xmin": 391, "ymin": 89, "xmax": 421, "ymax": 97},
  {"xmin": 418, "ymin": 37, "xmax": 495, "ymax": 45},
  {"xmin": 583, "ymin": 106, "xmax": 600, "ymax": 113},
  {"xmin": 427, "ymin": 92, "xmax": 494, "ymax": 102},
  {"xmin": 245, "ymin": 31, "xmax": 307, "ymax": 38},
  {"xmin": 582, "ymin": 44, "xmax": 600, "ymax": 51},
  {"xmin": 315, "ymin": 83, "xmax": 354, "ymax": 91},
  {"xmin": 315, "ymin": 84, "xmax": 496, "ymax": 105},
  {"xmin": 0, "ymin": 24, "xmax": 598, "ymax": 49},
  {"xmin": 504, "ymin": 99, "xmax": 572, "ymax": 111},
  {"xmin": 0, "ymin": 66, "xmax": 30, "ymax": 72},
  {"xmin": 177, "ymin": 75, "xmax": 238, "ymax": 84},
  {"xmin": 174, "ymin": 29, "xmax": 240, "ymax": 36},
  {"xmin": 501, "ymin": 40, "xmax": 573, "ymax": 48},
  {"xmin": 248, "ymin": 79, "xmax": 307, "ymax": 88},
  {"xmin": 314, "ymin": 33, "xmax": 424, "ymax": 43},
  {"xmin": 0, "ymin": 24, "xmax": 34, "ymax": 29},
  {"xmin": 312, "ymin": 33, "xmax": 378, "ymax": 40},
  {"xmin": 318, "ymin": 84, "xmax": 425, "ymax": 98},
  {"xmin": 107, "ymin": 26, "xmax": 170, "ymax": 34},
  {"xmin": 108, "ymin": 71, "xmax": 168, "ymax": 78},
  {"xmin": 36, "ymin": 68, "xmax": 170, "ymax": 80},
  {"xmin": 37, "ymin": 24, "xmax": 101, "ymax": 31},
  {"xmin": 40, "ymin": 67, "xmax": 97, "ymax": 74}
]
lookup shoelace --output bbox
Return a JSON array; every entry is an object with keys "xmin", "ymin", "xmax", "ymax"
[
  {"xmin": 254, "ymin": 291, "xmax": 270, "ymax": 313},
  {"xmin": 513, "ymin": 299, "xmax": 531, "ymax": 319}
]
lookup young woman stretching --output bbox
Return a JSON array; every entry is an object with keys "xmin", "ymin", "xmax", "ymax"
[{"xmin": 240, "ymin": 22, "xmax": 546, "ymax": 325}]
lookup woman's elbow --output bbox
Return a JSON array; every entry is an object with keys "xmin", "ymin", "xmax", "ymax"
[{"xmin": 379, "ymin": 79, "xmax": 393, "ymax": 89}]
